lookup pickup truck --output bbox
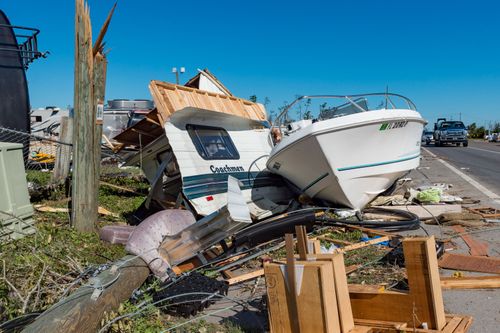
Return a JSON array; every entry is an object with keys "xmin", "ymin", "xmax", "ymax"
[{"xmin": 434, "ymin": 120, "xmax": 468, "ymax": 147}]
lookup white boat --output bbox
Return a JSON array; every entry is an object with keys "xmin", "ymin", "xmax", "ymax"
[{"xmin": 266, "ymin": 94, "xmax": 426, "ymax": 210}]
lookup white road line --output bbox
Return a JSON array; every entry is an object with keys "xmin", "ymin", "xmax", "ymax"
[
  {"xmin": 467, "ymin": 146, "xmax": 500, "ymax": 155},
  {"xmin": 422, "ymin": 147, "xmax": 500, "ymax": 204}
]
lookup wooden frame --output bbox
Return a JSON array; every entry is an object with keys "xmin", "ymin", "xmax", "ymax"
[{"xmin": 349, "ymin": 236, "xmax": 446, "ymax": 330}]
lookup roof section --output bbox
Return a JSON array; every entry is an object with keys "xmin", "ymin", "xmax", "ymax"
[
  {"xmin": 184, "ymin": 68, "xmax": 233, "ymax": 96},
  {"xmin": 149, "ymin": 80, "xmax": 267, "ymax": 125},
  {"xmin": 112, "ymin": 108, "xmax": 163, "ymax": 147}
]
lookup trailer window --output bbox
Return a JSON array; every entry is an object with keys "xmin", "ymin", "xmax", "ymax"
[{"xmin": 186, "ymin": 124, "xmax": 240, "ymax": 160}]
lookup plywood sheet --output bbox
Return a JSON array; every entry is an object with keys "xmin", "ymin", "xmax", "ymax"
[{"xmin": 439, "ymin": 253, "xmax": 500, "ymax": 274}]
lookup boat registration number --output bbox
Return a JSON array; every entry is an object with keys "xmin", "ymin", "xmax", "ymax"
[{"xmin": 379, "ymin": 121, "xmax": 408, "ymax": 131}]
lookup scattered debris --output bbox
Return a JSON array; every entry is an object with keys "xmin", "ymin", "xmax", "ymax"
[
  {"xmin": 153, "ymin": 272, "xmax": 228, "ymax": 317},
  {"xmin": 466, "ymin": 207, "xmax": 500, "ymax": 218},
  {"xmin": 451, "ymin": 225, "xmax": 489, "ymax": 256},
  {"xmin": 264, "ymin": 232, "xmax": 473, "ymax": 332}
]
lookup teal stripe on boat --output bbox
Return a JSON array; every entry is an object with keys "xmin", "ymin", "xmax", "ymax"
[
  {"xmin": 302, "ymin": 172, "xmax": 329, "ymax": 191},
  {"xmin": 337, "ymin": 154, "xmax": 420, "ymax": 172}
]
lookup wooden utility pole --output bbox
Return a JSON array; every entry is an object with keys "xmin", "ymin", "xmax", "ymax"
[
  {"xmin": 22, "ymin": 256, "xmax": 150, "ymax": 333},
  {"xmin": 71, "ymin": 0, "xmax": 115, "ymax": 232},
  {"xmin": 72, "ymin": 0, "xmax": 96, "ymax": 232}
]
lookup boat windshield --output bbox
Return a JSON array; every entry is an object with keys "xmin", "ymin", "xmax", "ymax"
[
  {"xmin": 270, "ymin": 93, "xmax": 417, "ymax": 144},
  {"xmin": 273, "ymin": 93, "xmax": 416, "ymax": 125}
]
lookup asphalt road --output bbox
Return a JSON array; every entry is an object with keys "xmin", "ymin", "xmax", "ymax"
[{"xmin": 424, "ymin": 139, "xmax": 500, "ymax": 195}]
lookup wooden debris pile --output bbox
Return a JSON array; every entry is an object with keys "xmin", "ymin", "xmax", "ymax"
[{"xmin": 263, "ymin": 228, "xmax": 473, "ymax": 333}]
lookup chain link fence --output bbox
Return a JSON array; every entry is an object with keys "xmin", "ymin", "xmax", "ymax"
[{"xmin": 0, "ymin": 126, "xmax": 72, "ymax": 171}]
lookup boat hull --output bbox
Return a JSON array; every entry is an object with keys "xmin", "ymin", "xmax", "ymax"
[{"xmin": 267, "ymin": 109, "xmax": 426, "ymax": 210}]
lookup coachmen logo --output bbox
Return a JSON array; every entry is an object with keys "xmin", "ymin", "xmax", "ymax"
[{"xmin": 210, "ymin": 165, "xmax": 245, "ymax": 173}]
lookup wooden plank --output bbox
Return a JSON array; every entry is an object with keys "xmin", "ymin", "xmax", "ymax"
[
  {"xmin": 346, "ymin": 264, "xmax": 361, "ymax": 274},
  {"xmin": 349, "ymin": 284, "xmax": 388, "ymax": 293},
  {"xmin": 377, "ymin": 205, "xmax": 462, "ymax": 219},
  {"xmin": 439, "ymin": 253, "xmax": 500, "ymax": 274},
  {"xmin": 295, "ymin": 260, "xmax": 340, "ymax": 333},
  {"xmin": 317, "ymin": 235, "xmax": 353, "ymax": 246},
  {"xmin": 285, "ymin": 234, "xmax": 300, "ymax": 333},
  {"xmin": 440, "ymin": 275, "xmax": 500, "ymax": 289},
  {"xmin": 351, "ymin": 315, "xmax": 472, "ymax": 333},
  {"xmin": 295, "ymin": 225, "xmax": 308, "ymax": 260},
  {"xmin": 337, "ymin": 236, "xmax": 390, "ymax": 252},
  {"xmin": 264, "ymin": 263, "xmax": 292, "ymax": 333},
  {"xmin": 313, "ymin": 253, "xmax": 355, "ymax": 333},
  {"xmin": 403, "ymin": 236, "xmax": 446, "ymax": 330},
  {"xmin": 349, "ymin": 290, "xmax": 413, "ymax": 323},
  {"xmin": 441, "ymin": 316, "xmax": 465, "ymax": 333},
  {"xmin": 451, "ymin": 225, "xmax": 488, "ymax": 256},
  {"xmin": 226, "ymin": 269, "xmax": 264, "ymax": 285},
  {"xmin": 347, "ymin": 326, "xmax": 372, "ymax": 333},
  {"xmin": 354, "ymin": 318, "xmax": 407, "ymax": 329},
  {"xmin": 343, "ymin": 225, "xmax": 400, "ymax": 239},
  {"xmin": 453, "ymin": 316, "xmax": 473, "ymax": 333},
  {"xmin": 310, "ymin": 239, "xmax": 322, "ymax": 254}
]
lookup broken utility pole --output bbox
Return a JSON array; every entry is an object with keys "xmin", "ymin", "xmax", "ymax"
[{"xmin": 71, "ymin": 0, "xmax": 115, "ymax": 232}]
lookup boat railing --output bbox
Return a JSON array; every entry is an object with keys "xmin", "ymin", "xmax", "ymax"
[{"xmin": 270, "ymin": 93, "xmax": 417, "ymax": 145}]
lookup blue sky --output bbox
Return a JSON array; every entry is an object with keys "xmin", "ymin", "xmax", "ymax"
[{"xmin": 2, "ymin": 0, "xmax": 500, "ymax": 128}]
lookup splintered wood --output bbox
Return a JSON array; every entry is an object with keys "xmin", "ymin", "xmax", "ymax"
[
  {"xmin": 264, "ymin": 232, "xmax": 472, "ymax": 333},
  {"xmin": 149, "ymin": 80, "xmax": 267, "ymax": 125}
]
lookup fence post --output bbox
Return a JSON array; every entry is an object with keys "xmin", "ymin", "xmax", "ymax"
[{"xmin": 51, "ymin": 116, "xmax": 73, "ymax": 184}]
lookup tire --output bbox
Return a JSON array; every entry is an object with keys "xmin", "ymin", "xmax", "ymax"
[
  {"xmin": 455, "ymin": 143, "xmax": 460, "ymax": 146},
  {"xmin": 435, "ymin": 140, "xmax": 441, "ymax": 147},
  {"xmin": 463, "ymin": 142, "xmax": 468, "ymax": 147}
]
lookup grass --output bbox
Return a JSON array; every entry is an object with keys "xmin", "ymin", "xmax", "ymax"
[
  {"xmin": 26, "ymin": 170, "xmax": 52, "ymax": 186},
  {"xmin": 0, "ymin": 213, "xmax": 126, "ymax": 321},
  {"xmin": 0, "ymin": 167, "xmax": 148, "ymax": 323}
]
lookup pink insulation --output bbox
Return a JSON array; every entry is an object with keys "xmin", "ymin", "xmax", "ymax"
[
  {"xmin": 99, "ymin": 225, "xmax": 136, "ymax": 244},
  {"xmin": 125, "ymin": 209, "xmax": 196, "ymax": 280}
]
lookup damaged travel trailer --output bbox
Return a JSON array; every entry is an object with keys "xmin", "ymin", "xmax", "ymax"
[{"xmin": 114, "ymin": 74, "xmax": 292, "ymax": 219}]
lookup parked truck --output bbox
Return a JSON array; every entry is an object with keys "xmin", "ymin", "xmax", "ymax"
[{"xmin": 433, "ymin": 118, "xmax": 468, "ymax": 147}]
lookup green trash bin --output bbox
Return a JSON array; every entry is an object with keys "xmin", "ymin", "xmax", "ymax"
[{"xmin": 0, "ymin": 141, "xmax": 35, "ymax": 241}]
